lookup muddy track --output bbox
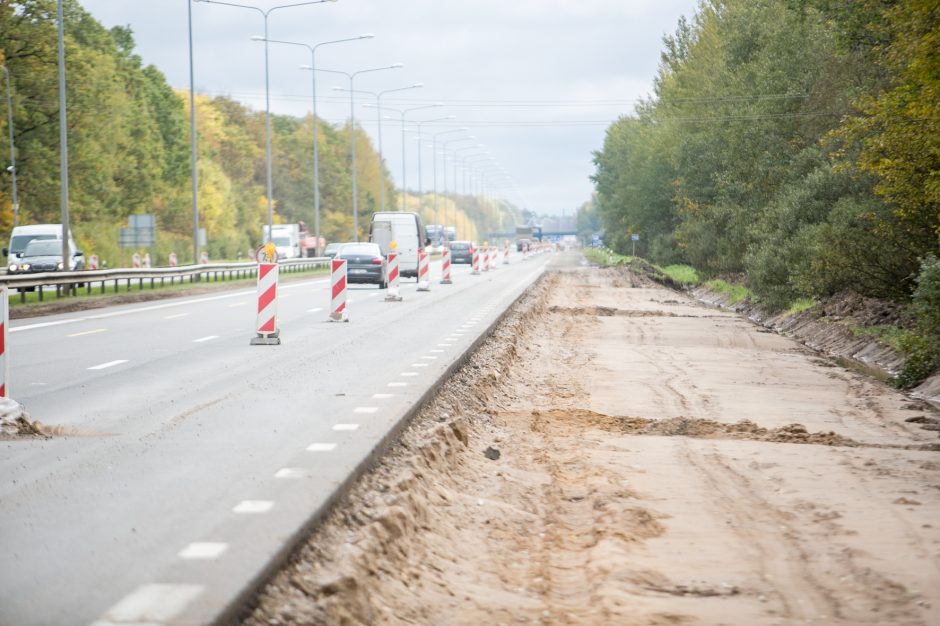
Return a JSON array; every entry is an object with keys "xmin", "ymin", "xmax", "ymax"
[{"xmin": 240, "ymin": 258, "xmax": 940, "ymax": 626}]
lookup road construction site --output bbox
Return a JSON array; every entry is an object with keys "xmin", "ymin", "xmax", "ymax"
[{"xmin": 241, "ymin": 253, "xmax": 939, "ymax": 626}]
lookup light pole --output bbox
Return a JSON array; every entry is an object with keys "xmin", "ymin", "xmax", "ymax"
[
  {"xmin": 193, "ymin": 0, "xmax": 337, "ymax": 245},
  {"xmin": 431, "ymin": 128, "xmax": 469, "ymax": 230},
  {"xmin": 411, "ymin": 116, "xmax": 454, "ymax": 208},
  {"xmin": 348, "ymin": 84, "xmax": 424, "ymax": 212},
  {"xmin": 450, "ymin": 144, "xmax": 483, "ymax": 231},
  {"xmin": 187, "ymin": 0, "xmax": 200, "ymax": 263},
  {"xmin": 1, "ymin": 65, "xmax": 17, "ymax": 228},
  {"xmin": 258, "ymin": 34, "xmax": 373, "ymax": 255},
  {"xmin": 57, "ymin": 0, "xmax": 70, "ymax": 267},
  {"xmin": 324, "ymin": 63, "xmax": 403, "ymax": 240}
]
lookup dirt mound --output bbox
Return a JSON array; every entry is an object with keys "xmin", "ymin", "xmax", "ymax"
[
  {"xmin": 821, "ymin": 290, "xmax": 905, "ymax": 328},
  {"xmin": 0, "ymin": 399, "xmax": 46, "ymax": 439}
]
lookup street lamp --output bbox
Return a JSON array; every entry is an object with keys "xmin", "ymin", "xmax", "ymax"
[
  {"xmin": 1, "ymin": 65, "xmax": 18, "ymax": 228},
  {"xmin": 410, "ymin": 115, "xmax": 454, "ymax": 204},
  {"xmin": 430, "ymin": 128, "xmax": 469, "ymax": 230},
  {"xmin": 193, "ymin": 0, "xmax": 338, "ymax": 245},
  {"xmin": 347, "ymin": 84, "xmax": 425, "ymax": 212},
  {"xmin": 325, "ymin": 63, "xmax": 403, "ymax": 240},
  {"xmin": 256, "ymin": 33, "xmax": 373, "ymax": 254}
]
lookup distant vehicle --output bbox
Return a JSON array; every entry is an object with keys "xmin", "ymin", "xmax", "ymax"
[
  {"xmin": 336, "ymin": 242, "xmax": 387, "ymax": 288},
  {"xmin": 323, "ymin": 242, "xmax": 344, "ymax": 259},
  {"xmin": 369, "ymin": 211, "xmax": 429, "ymax": 279},
  {"xmin": 449, "ymin": 240, "xmax": 474, "ymax": 264},
  {"xmin": 516, "ymin": 238, "xmax": 532, "ymax": 252},
  {"xmin": 8, "ymin": 238, "xmax": 85, "ymax": 275},
  {"xmin": 426, "ymin": 224, "xmax": 445, "ymax": 246},
  {"xmin": 444, "ymin": 226, "xmax": 456, "ymax": 242},
  {"xmin": 515, "ymin": 225, "xmax": 534, "ymax": 251},
  {"xmin": 4, "ymin": 224, "xmax": 82, "ymax": 266},
  {"xmin": 262, "ymin": 224, "xmax": 303, "ymax": 260}
]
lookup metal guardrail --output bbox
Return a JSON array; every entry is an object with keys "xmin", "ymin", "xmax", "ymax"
[{"xmin": 0, "ymin": 257, "xmax": 330, "ymax": 302}]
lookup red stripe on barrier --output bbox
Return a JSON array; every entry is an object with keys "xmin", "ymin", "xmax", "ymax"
[
  {"xmin": 335, "ymin": 301, "xmax": 346, "ymax": 313},
  {"xmin": 389, "ymin": 265, "xmax": 398, "ymax": 282},
  {"xmin": 259, "ymin": 263, "xmax": 276, "ymax": 281},
  {"xmin": 0, "ymin": 384, "xmax": 4, "ymax": 397},
  {"xmin": 332, "ymin": 276, "xmax": 346, "ymax": 299},
  {"xmin": 0, "ymin": 322, "xmax": 4, "ymax": 354},
  {"xmin": 258, "ymin": 316, "xmax": 276, "ymax": 332},
  {"xmin": 258, "ymin": 284, "xmax": 276, "ymax": 313}
]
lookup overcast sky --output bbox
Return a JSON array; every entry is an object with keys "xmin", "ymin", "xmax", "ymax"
[{"xmin": 78, "ymin": 0, "xmax": 700, "ymax": 216}]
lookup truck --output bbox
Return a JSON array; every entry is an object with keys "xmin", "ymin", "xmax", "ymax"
[
  {"xmin": 515, "ymin": 225, "xmax": 534, "ymax": 251},
  {"xmin": 263, "ymin": 224, "xmax": 299, "ymax": 259}
]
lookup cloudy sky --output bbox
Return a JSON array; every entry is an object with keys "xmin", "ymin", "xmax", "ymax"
[{"xmin": 79, "ymin": 0, "xmax": 700, "ymax": 216}]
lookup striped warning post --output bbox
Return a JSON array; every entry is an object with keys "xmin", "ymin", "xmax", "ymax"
[
  {"xmin": 417, "ymin": 250, "xmax": 431, "ymax": 292},
  {"xmin": 200, "ymin": 251, "xmax": 209, "ymax": 264},
  {"xmin": 471, "ymin": 245, "xmax": 480, "ymax": 275},
  {"xmin": 483, "ymin": 246, "xmax": 490, "ymax": 272},
  {"xmin": 440, "ymin": 247, "xmax": 453, "ymax": 285},
  {"xmin": 329, "ymin": 258, "xmax": 349, "ymax": 322},
  {"xmin": 169, "ymin": 252, "xmax": 178, "ymax": 267},
  {"xmin": 489, "ymin": 246, "xmax": 498, "ymax": 270},
  {"xmin": 385, "ymin": 252, "xmax": 403, "ymax": 301},
  {"xmin": 132, "ymin": 253, "xmax": 141, "ymax": 269},
  {"xmin": 503, "ymin": 241, "xmax": 510, "ymax": 265},
  {"xmin": 0, "ymin": 286, "xmax": 7, "ymax": 397},
  {"xmin": 87, "ymin": 255, "xmax": 99, "ymax": 271},
  {"xmin": 143, "ymin": 253, "xmax": 152, "ymax": 269},
  {"xmin": 250, "ymin": 262, "xmax": 281, "ymax": 345}
]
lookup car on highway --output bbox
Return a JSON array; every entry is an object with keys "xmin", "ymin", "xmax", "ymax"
[
  {"xmin": 8, "ymin": 238, "xmax": 85, "ymax": 275},
  {"xmin": 336, "ymin": 242, "xmax": 387, "ymax": 288},
  {"xmin": 449, "ymin": 240, "xmax": 474, "ymax": 264},
  {"xmin": 324, "ymin": 242, "xmax": 343, "ymax": 259}
]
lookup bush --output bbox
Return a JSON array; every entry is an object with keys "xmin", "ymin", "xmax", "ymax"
[{"xmin": 896, "ymin": 255, "xmax": 940, "ymax": 387}]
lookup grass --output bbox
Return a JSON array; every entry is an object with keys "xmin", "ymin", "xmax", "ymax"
[
  {"xmin": 704, "ymin": 279, "xmax": 753, "ymax": 305},
  {"xmin": 839, "ymin": 320, "xmax": 910, "ymax": 353},
  {"xmin": 659, "ymin": 264, "xmax": 699, "ymax": 286},
  {"xmin": 584, "ymin": 248, "xmax": 633, "ymax": 266},
  {"xmin": 786, "ymin": 297, "xmax": 817, "ymax": 316}
]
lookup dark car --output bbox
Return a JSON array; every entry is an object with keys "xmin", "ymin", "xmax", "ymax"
[
  {"xmin": 7, "ymin": 239, "xmax": 84, "ymax": 275},
  {"xmin": 449, "ymin": 240, "xmax": 474, "ymax": 264},
  {"xmin": 324, "ymin": 242, "xmax": 344, "ymax": 259},
  {"xmin": 337, "ymin": 242, "xmax": 387, "ymax": 288}
]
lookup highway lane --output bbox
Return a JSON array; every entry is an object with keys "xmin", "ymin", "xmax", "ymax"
[{"xmin": 0, "ymin": 250, "xmax": 552, "ymax": 626}]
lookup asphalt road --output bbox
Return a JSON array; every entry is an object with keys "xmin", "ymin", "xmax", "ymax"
[{"xmin": 0, "ymin": 250, "xmax": 552, "ymax": 626}]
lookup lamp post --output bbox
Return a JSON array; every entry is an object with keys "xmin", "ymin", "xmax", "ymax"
[
  {"xmin": 411, "ymin": 116, "xmax": 454, "ymax": 208},
  {"xmin": 324, "ymin": 63, "xmax": 403, "ymax": 240},
  {"xmin": 56, "ymin": 0, "xmax": 70, "ymax": 267},
  {"xmin": 1, "ymin": 65, "xmax": 17, "ymax": 228},
  {"xmin": 347, "ymin": 84, "xmax": 424, "ymax": 212},
  {"xmin": 258, "ymin": 34, "xmax": 373, "ymax": 255},
  {"xmin": 193, "ymin": 0, "xmax": 337, "ymax": 245},
  {"xmin": 430, "ymin": 128, "xmax": 469, "ymax": 230},
  {"xmin": 450, "ymin": 144, "xmax": 483, "ymax": 230},
  {"xmin": 439, "ymin": 137, "xmax": 475, "ymax": 237},
  {"xmin": 186, "ymin": 0, "xmax": 200, "ymax": 263}
]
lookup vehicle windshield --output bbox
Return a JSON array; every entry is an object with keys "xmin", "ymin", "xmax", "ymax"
[
  {"xmin": 272, "ymin": 236, "xmax": 291, "ymax": 247},
  {"xmin": 339, "ymin": 244, "xmax": 380, "ymax": 256},
  {"xmin": 23, "ymin": 240, "xmax": 63, "ymax": 257},
  {"xmin": 10, "ymin": 234, "xmax": 57, "ymax": 255},
  {"xmin": 451, "ymin": 242, "xmax": 469, "ymax": 250}
]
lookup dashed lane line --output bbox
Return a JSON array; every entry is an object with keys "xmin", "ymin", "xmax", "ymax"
[
  {"xmin": 178, "ymin": 542, "xmax": 228, "ymax": 560},
  {"xmin": 87, "ymin": 360, "xmax": 129, "ymax": 371},
  {"xmin": 232, "ymin": 500, "xmax": 274, "ymax": 514},
  {"xmin": 91, "ymin": 583, "xmax": 204, "ymax": 626},
  {"xmin": 307, "ymin": 443, "xmax": 338, "ymax": 452},
  {"xmin": 68, "ymin": 328, "xmax": 107, "ymax": 338}
]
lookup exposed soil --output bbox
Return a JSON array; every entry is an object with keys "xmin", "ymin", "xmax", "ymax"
[{"xmin": 243, "ymin": 257, "xmax": 939, "ymax": 625}]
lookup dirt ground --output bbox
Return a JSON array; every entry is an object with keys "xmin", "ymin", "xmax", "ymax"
[{"xmin": 242, "ymin": 255, "xmax": 940, "ymax": 626}]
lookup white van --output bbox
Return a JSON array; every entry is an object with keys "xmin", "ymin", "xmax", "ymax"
[
  {"xmin": 4, "ymin": 224, "xmax": 83, "ymax": 269},
  {"xmin": 369, "ymin": 212, "xmax": 428, "ymax": 279}
]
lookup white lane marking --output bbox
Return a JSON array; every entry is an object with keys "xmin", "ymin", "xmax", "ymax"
[
  {"xmin": 421, "ymin": 355, "xmax": 438, "ymax": 359},
  {"xmin": 430, "ymin": 350, "xmax": 445, "ymax": 353},
  {"xmin": 12, "ymin": 278, "xmax": 331, "ymax": 333},
  {"xmin": 307, "ymin": 442, "xmax": 338, "ymax": 452},
  {"xmin": 353, "ymin": 407, "xmax": 378, "ymax": 414},
  {"xmin": 94, "ymin": 583, "xmax": 204, "ymax": 624},
  {"xmin": 192, "ymin": 335, "xmax": 219, "ymax": 343},
  {"xmin": 307, "ymin": 307, "xmax": 323, "ymax": 313},
  {"xmin": 163, "ymin": 313, "xmax": 190, "ymax": 320},
  {"xmin": 178, "ymin": 542, "xmax": 228, "ymax": 560},
  {"xmin": 233, "ymin": 500, "xmax": 274, "ymax": 514},
  {"xmin": 332, "ymin": 423, "xmax": 360, "ymax": 431},
  {"xmin": 87, "ymin": 360, "xmax": 128, "ymax": 371},
  {"xmin": 372, "ymin": 393, "xmax": 394, "ymax": 399},
  {"xmin": 388, "ymin": 382, "xmax": 408, "ymax": 387},
  {"xmin": 437, "ymin": 343, "xmax": 452, "ymax": 348},
  {"xmin": 68, "ymin": 328, "xmax": 107, "ymax": 338},
  {"xmin": 411, "ymin": 363, "xmax": 429, "ymax": 368},
  {"xmin": 400, "ymin": 372, "xmax": 419, "ymax": 377},
  {"xmin": 275, "ymin": 468, "xmax": 309, "ymax": 479}
]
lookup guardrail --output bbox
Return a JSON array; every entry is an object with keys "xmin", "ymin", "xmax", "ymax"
[{"xmin": 0, "ymin": 257, "xmax": 330, "ymax": 303}]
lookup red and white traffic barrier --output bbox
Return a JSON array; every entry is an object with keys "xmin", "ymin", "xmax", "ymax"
[
  {"xmin": 143, "ymin": 253, "xmax": 152, "ymax": 269},
  {"xmin": 385, "ymin": 251, "xmax": 403, "ymax": 302},
  {"xmin": 489, "ymin": 246, "xmax": 498, "ymax": 270},
  {"xmin": 1, "ymin": 286, "xmax": 7, "ymax": 397},
  {"xmin": 471, "ymin": 245, "xmax": 481, "ymax": 275},
  {"xmin": 250, "ymin": 260, "xmax": 281, "ymax": 345},
  {"xmin": 330, "ymin": 258, "xmax": 348, "ymax": 322},
  {"xmin": 483, "ymin": 246, "xmax": 491, "ymax": 272},
  {"xmin": 169, "ymin": 252, "xmax": 178, "ymax": 267},
  {"xmin": 417, "ymin": 250, "xmax": 430, "ymax": 292},
  {"xmin": 132, "ymin": 253, "xmax": 141, "ymax": 269},
  {"xmin": 503, "ymin": 241, "xmax": 510, "ymax": 265},
  {"xmin": 87, "ymin": 255, "xmax": 99, "ymax": 271},
  {"xmin": 440, "ymin": 247, "xmax": 453, "ymax": 285},
  {"xmin": 200, "ymin": 251, "xmax": 209, "ymax": 265}
]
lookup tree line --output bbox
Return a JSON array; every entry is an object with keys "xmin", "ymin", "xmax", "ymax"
[
  {"xmin": 0, "ymin": 0, "xmax": 518, "ymax": 266},
  {"xmin": 590, "ymin": 0, "xmax": 938, "ymax": 381}
]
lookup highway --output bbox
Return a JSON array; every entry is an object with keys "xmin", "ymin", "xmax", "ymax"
[{"xmin": 0, "ymin": 251, "xmax": 551, "ymax": 626}]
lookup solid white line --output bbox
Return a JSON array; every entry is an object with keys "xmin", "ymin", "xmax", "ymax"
[
  {"xmin": 332, "ymin": 423, "xmax": 360, "ymax": 431},
  {"xmin": 307, "ymin": 442, "xmax": 338, "ymax": 452},
  {"xmin": 232, "ymin": 500, "xmax": 274, "ymax": 514},
  {"xmin": 68, "ymin": 328, "xmax": 107, "ymax": 338},
  {"xmin": 95, "ymin": 583, "xmax": 204, "ymax": 623},
  {"xmin": 87, "ymin": 360, "xmax": 128, "ymax": 371},
  {"xmin": 178, "ymin": 542, "xmax": 228, "ymax": 560},
  {"xmin": 353, "ymin": 407, "xmax": 378, "ymax": 414},
  {"xmin": 192, "ymin": 335, "xmax": 218, "ymax": 343}
]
